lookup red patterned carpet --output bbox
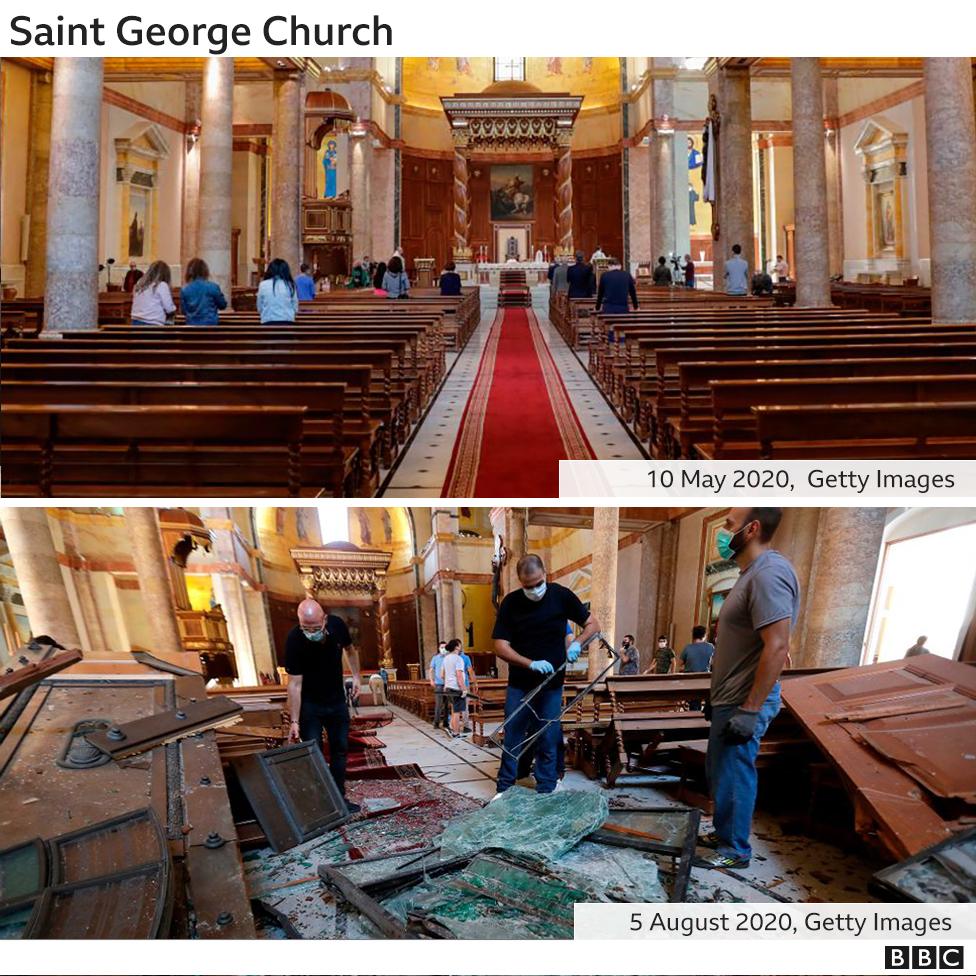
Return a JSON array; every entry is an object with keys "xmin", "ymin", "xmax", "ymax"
[{"xmin": 442, "ymin": 308, "xmax": 594, "ymax": 496}]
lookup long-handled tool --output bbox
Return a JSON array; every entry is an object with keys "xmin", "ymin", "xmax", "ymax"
[{"xmin": 486, "ymin": 632, "xmax": 619, "ymax": 766}]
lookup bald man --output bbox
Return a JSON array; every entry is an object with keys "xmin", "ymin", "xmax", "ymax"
[{"xmin": 285, "ymin": 598, "xmax": 361, "ymax": 807}]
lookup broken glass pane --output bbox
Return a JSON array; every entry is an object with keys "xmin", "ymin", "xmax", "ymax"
[{"xmin": 440, "ymin": 786, "xmax": 610, "ymax": 860}]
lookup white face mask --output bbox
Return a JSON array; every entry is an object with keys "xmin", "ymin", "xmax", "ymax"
[{"xmin": 522, "ymin": 582, "xmax": 547, "ymax": 602}]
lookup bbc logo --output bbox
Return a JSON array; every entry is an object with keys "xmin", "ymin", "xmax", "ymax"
[{"xmin": 885, "ymin": 946, "xmax": 964, "ymax": 970}]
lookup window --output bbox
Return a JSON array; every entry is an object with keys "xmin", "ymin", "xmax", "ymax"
[
  {"xmin": 318, "ymin": 505, "xmax": 350, "ymax": 544},
  {"xmin": 864, "ymin": 519, "xmax": 976, "ymax": 663},
  {"xmin": 494, "ymin": 58, "xmax": 525, "ymax": 82}
]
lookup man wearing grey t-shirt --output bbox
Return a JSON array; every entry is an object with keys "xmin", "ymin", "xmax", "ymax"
[
  {"xmin": 724, "ymin": 243, "xmax": 750, "ymax": 296},
  {"xmin": 697, "ymin": 507, "xmax": 799, "ymax": 869}
]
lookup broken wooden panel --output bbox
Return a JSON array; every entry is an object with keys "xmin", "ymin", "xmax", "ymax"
[
  {"xmin": 781, "ymin": 656, "xmax": 976, "ymax": 859},
  {"xmin": 233, "ymin": 741, "xmax": 349, "ymax": 854},
  {"xmin": 872, "ymin": 827, "xmax": 976, "ymax": 902},
  {"xmin": 0, "ymin": 839, "xmax": 47, "ymax": 905},
  {"xmin": 48, "ymin": 808, "xmax": 166, "ymax": 885},
  {"xmin": 588, "ymin": 805, "xmax": 700, "ymax": 902},
  {"xmin": 0, "ymin": 648, "xmax": 83, "ymax": 701},
  {"xmin": 26, "ymin": 861, "xmax": 171, "ymax": 938},
  {"xmin": 183, "ymin": 841, "xmax": 256, "ymax": 939},
  {"xmin": 85, "ymin": 697, "xmax": 243, "ymax": 760},
  {"xmin": 0, "ymin": 679, "xmax": 178, "ymax": 848}
]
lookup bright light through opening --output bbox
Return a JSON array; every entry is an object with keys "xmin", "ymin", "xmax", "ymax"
[{"xmin": 318, "ymin": 505, "xmax": 350, "ymax": 544}]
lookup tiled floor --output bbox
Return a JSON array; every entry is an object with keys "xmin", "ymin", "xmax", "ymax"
[
  {"xmin": 379, "ymin": 285, "xmax": 645, "ymax": 494},
  {"xmin": 375, "ymin": 703, "xmax": 882, "ymax": 903}
]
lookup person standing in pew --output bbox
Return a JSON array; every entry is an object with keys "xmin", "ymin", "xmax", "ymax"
[
  {"xmin": 295, "ymin": 263, "xmax": 317, "ymax": 301},
  {"xmin": 679, "ymin": 624, "xmax": 715, "ymax": 711},
  {"xmin": 652, "ymin": 256, "xmax": 673, "ymax": 286},
  {"xmin": 130, "ymin": 261, "xmax": 176, "ymax": 326},
  {"xmin": 723, "ymin": 244, "xmax": 750, "ymax": 297},
  {"xmin": 439, "ymin": 261, "xmax": 462, "ymax": 296},
  {"xmin": 595, "ymin": 258, "xmax": 639, "ymax": 314},
  {"xmin": 697, "ymin": 507, "xmax": 798, "ymax": 870},
  {"xmin": 257, "ymin": 258, "xmax": 299, "ymax": 324},
  {"xmin": 180, "ymin": 258, "xmax": 227, "ymax": 325},
  {"xmin": 123, "ymin": 261, "xmax": 143, "ymax": 293},
  {"xmin": 682, "ymin": 255, "xmax": 696, "ymax": 289},
  {"xmin": 382, "ymin": 255, "xmax": 411, "ymax": 299},
  {"xmin": 566, "ymin": 251, "xmax": 595, "ymax": 299},
  {"xmin": 286, "ymin": 598, "xmax": 361, "ymax": 811}
]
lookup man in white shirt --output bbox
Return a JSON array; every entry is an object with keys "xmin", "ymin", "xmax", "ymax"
[
  {"xmin": 773, "ymin": 254, "xmax": 790, "ymax": 281},
  {"xmin": 590, "ymin": 245, "xmax": 606, "ymax": 261},
  {"xmin": 724, "ymin": 244, "xmax": 750, "ymax": 297},
  {"xmin": 441, "ymin": 638, "xmax": 467, "ymax": 737}
]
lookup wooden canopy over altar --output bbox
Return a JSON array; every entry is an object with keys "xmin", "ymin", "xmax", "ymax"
[
  {"xmin": 291, "ymin": 542, "xmax": 393, "ymax": 669},
  {"xmin": 440, "ymin": 83, "xmax": 583, "ymax": 261}
]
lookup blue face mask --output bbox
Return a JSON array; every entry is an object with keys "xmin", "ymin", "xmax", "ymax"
[
  {"xmin": 716, "ymin": 523, "xmax": 748, "ymax": 561},
  {"xmin": 303, "ymin": 628, "xmax": 325, "ymax": 642},
  {"xmin": 523, "ymin": 582, "xmax": 547, "ymax": 602}
]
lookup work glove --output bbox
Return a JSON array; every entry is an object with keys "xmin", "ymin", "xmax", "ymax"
[
  {"xmin": 566, "ymin": 640, "xmax": 582, "ymax": 663},
  {"xmin": 722, "ymin": 707, "xmax": 759, "ymax": 744},
  {"xmin": 529, "ymin": 659, "xmax": 555, "ymax": 675}
]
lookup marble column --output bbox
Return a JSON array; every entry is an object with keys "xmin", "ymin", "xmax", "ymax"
[
  {"xmin": 587, "ymin": 508, "xmax": 619, "ymax": 679},
  {"xmin": 181, "ymin": 81, "xmax": 202, "ymax": 266},
  {"xmin": 123, "ymin": 508, "xmax": 184, "ymax": 657},
  {"xmin": 451, "ymin": 136, "xmax": 471, "ymax": 260},
  {"xmin": 59, "ymin": 517, "xmax": 108, "ymax": 654},
  {"xmin": 822, "ymin": 76, "xmax": 845, "ymax": 279},
  {"xmin": 627, "ymin": 145, "xmax": 652, "ymax": 267},
  {"xmin": 654, "ymin": 521, "xmax": 679, "ymax": 643},
  {"xmin": 635, "ymin": 524, "xmax": 663, "ymax": 672},
  {"xmin": 0, "ymin": 507, "xmax": 82, "ymax": 648},
  {"xmin": 213, "ymin": 573, "xmax": 257, "ymax": 685},
  {"xmin": 718, "ymin": 65, "xmax": 755, "ymax": 280},
  {"xmin": 42, "ymin": 58, "xmax": 103, "ymax": 333},
  {"xmin": 924, "ymin": 58, "xmax": 976, "ymax": 323},
  {"xmin": 432, "ymin": 510, "xmax": 464, "ymax": 642},
  {"xmin": 25, "ymin": 71, "xmax": 53, "ymax": 297},
  {"xmin": 790, "ymin": 58, "xmax": 832, "ymax": 307},
  {"xmin": 798, "ymin": 508, "xmax": 887, "ymax": 667},
  {"xmin": 488, "ymin": 506, "xmax": 527, "ymax": 680},
  {"xmin": 650, "ymin": 60, "xmax": 677, "ymax": 261},
  {"xmin": 199, "ymin": 57, "xmax": 234, "ymax": 303},
  {"xmin": 271, "ymin": 70, "xmax": 303, "ymax": 272},
  {"xmin": 349, "ymin": 126, "xmax": 372, "ymax": 261},
  {"xmin": 555, "ymin": 137, "xmax": 574, "ymax": 256}
]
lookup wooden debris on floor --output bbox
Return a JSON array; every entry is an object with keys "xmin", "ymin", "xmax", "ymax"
[
  {"xmin": 0, "ymin": 640, "xmax": 82, "ymax": 701},
  {"xmin": 872, "ymin": 827, "xmax": 976, "ymax": 902},
  {"xmin": 781, "ymin": 655, "xmax": 976, "ymax": 860}
]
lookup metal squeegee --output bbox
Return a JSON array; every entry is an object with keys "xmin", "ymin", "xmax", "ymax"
[{"xmin": 487, "ymin": 633, "xmax": 619, "ymax": 765}]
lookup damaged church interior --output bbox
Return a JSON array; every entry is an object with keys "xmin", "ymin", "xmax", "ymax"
[{"xmin": 0, "ymin": 504, "xmax": 974, "ymax": 938}]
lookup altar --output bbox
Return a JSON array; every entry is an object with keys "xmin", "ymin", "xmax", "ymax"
[{"xmin": 457, "ymin": 261, "xmax": 551, "ymax": 286}]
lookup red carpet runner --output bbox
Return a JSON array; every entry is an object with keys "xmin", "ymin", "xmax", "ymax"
[{"xmin": 442, "ymin": 308, "xmax": 594, "ymax": 496}]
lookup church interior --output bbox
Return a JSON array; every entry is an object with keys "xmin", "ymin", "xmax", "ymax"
[
  {"xmin": 1, "ymin": 505, "xmax": 974, "ymax": 936},
  {"xmin": 1, "ymin": 57, "xmax": 974, "ymax": 496}
]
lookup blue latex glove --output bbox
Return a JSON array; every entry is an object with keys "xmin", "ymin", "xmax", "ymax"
[
  {"xmin": 529, "ymin": 659, "xmax": 555, "ymax": 675},
  {"xmin": 566, "ymin": 640, "xmax": 582, "ymax": 663}
]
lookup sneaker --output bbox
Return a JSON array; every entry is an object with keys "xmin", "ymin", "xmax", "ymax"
[
  {"xmin": 489, "ymin": 791, "xmax": 505, "ymax": 804},
  {"xmin": 697, "ymin": 830, "xmax": 722, "ymax": 849},
  {"xmin": 693, "ymin": 852, "xmax": 750, "ymax": 870},
  {"xmin": 553, "ymin": 780, "xmax": 566, "ymax": 793}
]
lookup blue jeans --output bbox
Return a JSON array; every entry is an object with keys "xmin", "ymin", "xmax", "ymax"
[
  {"xmin": 496, "ymin": 684, "xmax": 563, "ymax": 794},
  {"xmin": 706, "ymin": 685, "xmax": 782, "ymax": 861}
]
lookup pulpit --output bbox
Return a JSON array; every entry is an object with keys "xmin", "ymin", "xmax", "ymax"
[
  {"xmin": 291, "ymin": 542, "xmax": 394, "ymax": 670},
  {"xmin": 414, "ymin": 257, "xmax": 435, "ymax": 288},
  {"xmin": 158, "ymin": 509, "xmax": 236, "ymax": 682}
]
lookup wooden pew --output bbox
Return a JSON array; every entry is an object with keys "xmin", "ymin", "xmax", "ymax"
[
  {"xmin": 3, "ymin": 379, "xmax": 361, "ymax": 496},
  {"xmin": 2, "ymin": 404, "xmax": 306, "ymax": 496},
  {"xmin": 754, "ymin": 401, "xmax": 976, "ymax": 458}
]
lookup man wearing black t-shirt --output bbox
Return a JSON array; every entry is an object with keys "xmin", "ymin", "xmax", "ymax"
[
  {"xmin": 491, "ymin": 554, "xmax": 600, "ymax": 796},
  {"xmin": 285, "ymin": 598, "xmax": 361, "ymax": 805}
]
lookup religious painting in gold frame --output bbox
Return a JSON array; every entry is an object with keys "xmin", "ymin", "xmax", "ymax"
[{"xmin": 694, "ymin": 509, "xmax": 739, "ymax": 643}]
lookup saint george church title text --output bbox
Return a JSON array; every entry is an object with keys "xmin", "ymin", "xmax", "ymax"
[{"xmin": 8, "ymin": 15, "xmax": 394, "ymax": 54}]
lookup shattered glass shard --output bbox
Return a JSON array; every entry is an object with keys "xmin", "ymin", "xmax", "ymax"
[{"xmin": 439, "ymin": 785, "xmax": 610, "ymax": 860}]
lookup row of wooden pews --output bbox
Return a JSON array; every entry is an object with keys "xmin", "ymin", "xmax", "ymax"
[
  {"xmin": 1, "ymin": 291, "xmax": 480, "ymax": 497},
  {"xmin": 578, "ymin": 295, "xmax": 976, "ymax": 459}
]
